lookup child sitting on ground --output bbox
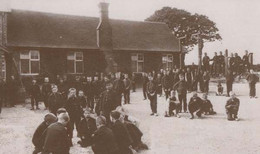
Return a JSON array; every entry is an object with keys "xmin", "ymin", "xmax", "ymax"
[
  {"xmin": 165, "ymin": 90, "xmax": 180, "ymax": 118},
  {"xmin": 216, "ymin": 81, "xmax": 223, "ymax": 96},
  {"xmin": 202, "ymin": 94, "xmax": 217, "ymax": 115}
]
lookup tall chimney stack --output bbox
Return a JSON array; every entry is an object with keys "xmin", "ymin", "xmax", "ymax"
[{"xmin": 97, "ymin": 2, "xmax": 117, "ymax": 73}]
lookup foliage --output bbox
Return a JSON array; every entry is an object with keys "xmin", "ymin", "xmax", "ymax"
[{"xmin": 146, "ymin": 7, "xmax": 222, "ymax": 51}]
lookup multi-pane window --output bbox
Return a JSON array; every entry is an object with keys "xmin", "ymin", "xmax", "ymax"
[
  {"xmin": 67, "ymin": 52, "xmax": 84, "ymax": 74},
  {"xmin": 20, "ymin": 50, "xmax": 40, "ymax": 75},
  {"xmin": 162, "ymin": 54, "xmax": 173, "ymax": 69},
  {"xmin": 131, "ymin": 53, "xmax": 144, "ymax": 72}
]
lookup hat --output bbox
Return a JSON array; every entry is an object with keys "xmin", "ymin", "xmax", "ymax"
[
  {"xmin": 56, "ymin": 108, "xmax": 67, "ymax": 115},
  {"xmin": 44, "ymin": 113, "xmax": 57, "ymax": 123}
]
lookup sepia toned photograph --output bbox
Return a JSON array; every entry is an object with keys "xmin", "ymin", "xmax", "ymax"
[{"xmin": 0, "ymin": 0, "xmax": 259, "ymax": 154}]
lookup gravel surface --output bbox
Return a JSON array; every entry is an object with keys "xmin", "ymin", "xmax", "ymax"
[{"xmin": 0, "ymin": 82, "xmax": 259, "ymax": 154}]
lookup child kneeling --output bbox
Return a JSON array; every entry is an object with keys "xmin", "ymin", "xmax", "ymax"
[{"xmin": 165, "ymin": 91, "xmax": 180, "ymax": 118}]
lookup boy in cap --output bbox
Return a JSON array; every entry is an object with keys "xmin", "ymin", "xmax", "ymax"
[
  {"xmin": 32, "ymin": 113, "xmax": 57, "ymax": 154},
  {"xmin": 78, "ymin": 109, "xmax": 97, "ymax": 147},
  {"xmin": 202, "ymin": 94, "xmax": 216, "ymax": 115},
  {"xmin": 188, "ymin": 92, "xmax": 203, "ymax": 119},
  {"xmin": 165, "ymin": 90, "xmax": 180, "ymax": 118},
  {"xmin": 225, "ymin": 91, "xmax": 240, "ymax": 121}
]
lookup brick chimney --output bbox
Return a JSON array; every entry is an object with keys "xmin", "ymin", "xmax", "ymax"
[{"xmin": 97, "ymin": 2, "xmax": 117, "ymax": 73}]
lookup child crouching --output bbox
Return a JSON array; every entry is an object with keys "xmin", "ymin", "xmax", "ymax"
[{"xmin": 165, "ymin": 90, "xmax": 180, "ymax": 118}]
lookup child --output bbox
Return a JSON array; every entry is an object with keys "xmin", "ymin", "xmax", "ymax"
[
  {"xmin": 165, "ymin": 90, "xmax": 180, "ymax": 118},
  {"xmin": 78, "ymin": 90, "xmax": 87, "ymax": 109},
  {"xmin": 202, "ymin": 94, "xmax": 216, "ymax": 115},
  {"xmin": 225, "ymin": 91, "xmax": 240, "ymax": 121},
  {"xmin": 78, "ymin": 109, "xmax": 97, "ymax": 147},
  {"xmin": 216, "ymin": 81, "xmax": 223, "ymax": 96},
  {"xmin": 188, "ymin": 92, "xmax": 203, "ymax": 119},
  {"xmin": 32, "ymin": 113, "xmax": 57, "ymax": 154}
]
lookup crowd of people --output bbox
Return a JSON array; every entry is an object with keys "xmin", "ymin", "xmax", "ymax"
[{"xmin": 202, "ymin": 50, "xmax": 252, "ymax": 77}]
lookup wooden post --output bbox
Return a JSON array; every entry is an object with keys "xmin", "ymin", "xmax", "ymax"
[
  {"xmin": 198, "ymin": 33, "xmax": 203, "ymax": 70},
  {"xmin": 225, "ymin": 49, "xmax": 228, "ymax": 76}
]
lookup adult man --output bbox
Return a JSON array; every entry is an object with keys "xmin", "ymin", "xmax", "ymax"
[
  {"xmin": 156, "ymin": 73, "xmax": 162, "ymax": 97},
  {"xmin": 92, "ymin": 76, "xmax": 101, "ymax": 104},
  {"xmin": 110, "ymin": 111, "xmax": 133, "ymax": 154},
  {"xmin": 226, "ymin": 70, "xmax": 234, "ymax": 97},
  {"xmin": 174, "ymin": 74, "xmax": 188, "ymax": 113},
  {"xmin": 42, "ymin": 113, "xmax": 71, "ymax": 154},
  {"xmin": 185, "ymin": 68, "xmax": 193, "ymax": 92},
  {"xmin": 28, "ymin": 80, "xmax": 41, "ymax": 110},
  {"xmin": 131, "ymin": 73, "xmax": 137, "ymax": 92},
  {"xmin": 188, "ymin": 92, "xmax": 203, "ymax": 119},
  {"xmin": 211, "ymin": 52, "xmax": 218, "ymax": 76},
  {"xmin": 8, "ymin": 76, "xmax": 18, "ymax": 107},
  {"xmin": 48, "ymin": 85, "xmax": 63, "ymax": 114},
  {"xmin": 85, "ymin": 77, "xmax": 95, "ymax": 111},
  {"xmin": 242, "ymin": 50, "xmax": 250, "ymax": 72},
  {"xmin": 218, "ymin": 51, "xmax": 225, "ymax": 75},
  {"xmin": 65, "ymin": 88, "xmax": 84, "ymax": 137},
  {"xmin": 225, "ymin": 91, "xmax": 240, "ymax": 121},
  {"xmin": 229, "ymin": 53, "xmax": 235, "ymax": 72},
  {"xmin": 42, "ymin": 77, "xmax": 52, "ymax": 109},
  {"xmin": 234, "ymin": 53, "xmax": 242, "ymax": 75},
  {"xmin": 123, "ymin": 74, "xmax": 131, "ymax": 104},
  {"xmin": 202, "ymin": 71, "xmax": 210, "ymax": 93},
  {"xmin": 57, "ymin": 78, "xmax": 68, "ymax": 100},
  {"xmin": 246, "ymin": 69, "xmax": 259, "ymax": 98},
  {"xmin": 202, "ymin": 52, "xmax": 210, "ymax": 72},
  {"xmin": 97, "ymin": 83, "xmax": 115, "ymax": 124},
  {"xmin": 162, "ymin": 71, "xmax": 172, "ymax": 100},
  {"xmin": 32, "ymin": 113, "xmax": 57, "ymax": 154},
  {"xmin": 146, "ymin": 75, "xmax": 158, "ymax": 116},
  {"xmin": 0, "ymin": 79, "xmax": 7, "ymax": 109},
  {"xmin": 92, "ymin": 116, "xmax": 119, "ymax": 154},
  {"xmin": 142, "ymin": 73, "xmax": 149, "ymax": 100},
  {"xmin": 113, "ymin": 72, "xmax": 125, "ymax": 107}
]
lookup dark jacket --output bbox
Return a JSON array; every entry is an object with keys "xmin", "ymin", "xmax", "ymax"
[
  {"xmin": 65, "ymin": 96, "xmax": 83, "ymax": 119},
  {"xmin": 124, "ymin": 121, "xmax": 143, "ymax": 148},
  {"xmin": 111, "ymin": 120, "xmax": 132, "ymax": 153},
  {"xmin": 246, "ymin": 74, "xmax": 259, "ymax": 84},
  {"xmin": 146, "ymin": 81, "xmax": 157, "ymax": 97},
  {"xmin": 97, "ymin": 90, "xmax": 115, "ymax": 115},
  {"xmin": 188, "ymin": 96, "xmax": 203, "ymax": 112},
  {"xmin": 175, "ymin": 80, "xmax": 187, "ymax": 95},
  {"xmin": 162, "ymin": 75, "xmax": 172, "ymax": 89},
  {"xmin": 225, "ymin": 97, "xmax": 240, "ymax": 111},
  {"xmin": 113, "ymin": 79, "xmax": 125, "ymax": 94},
  {"xmin": 48, "ymin": 92, "xmax": 63, "ymax": 114},
  {"xmin": 92, "ymin": 126, "xmax": 119, "ymax": 154},
  {"xmin": 42, "ymin": 83, "xmax": 52, "ymax": 97},
  {"xmin": 32, "ymin": 121, "xmax": 48, "ymax": 149},
  {"xmin": 28, "ymin": 84, "xmax": 41, "ymax": 97},
  {"xmin": 78, "ymin": 116, "xmax": 97, "ymax": 146},
  {"xmin": 123, "ymin": 78, "xmax": 131, "ymax": 91},
  {"xmin": 43, "ymin": 122, "xmax": 70, "ymax": 154}
]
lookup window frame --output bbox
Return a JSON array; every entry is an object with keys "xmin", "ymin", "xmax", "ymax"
[
  {"xmin": 67, "ymin": 51, "xmax": 84, "ymax": 74},
  {"xmin": 20, "ymin": 50, "xmax": 40, "ymax": 75},
  {"xmin": 131, "ymin": 53, "xmax": 144, "ymax": 73},
  {"xmin": 162, "ymin": 54, "xmax": 173, "ymax": 69}
]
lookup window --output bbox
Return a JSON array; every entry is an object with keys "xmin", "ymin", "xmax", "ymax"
[
  {"xmin": 131, "ymin": 53, "xmax": 144, "ymax": 72},
  {"xmin": 67, "ymin": 52, "xmax": 84, "ymax": 74},
  {"xmin": 162, "ymin": 54, "xmax": 173, "ymax": 69},
  {"xmin": 20, "ymin": 50, "xmax": 40, "ymax": 75}
]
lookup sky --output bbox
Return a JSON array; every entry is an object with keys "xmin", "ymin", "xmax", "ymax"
[{"xmin": 1, "ymin": 0, "xmax": 260, "ymax": 64}]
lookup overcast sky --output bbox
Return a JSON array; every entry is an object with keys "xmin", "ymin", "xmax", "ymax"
[{"xmin": 1, "ymin": 0, "xmax": 260, "ymax": 64}]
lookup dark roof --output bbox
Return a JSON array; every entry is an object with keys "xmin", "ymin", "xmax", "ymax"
[{"xmin": 7, "ymin": 9, "xmax": 180, "ymax": 52}]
